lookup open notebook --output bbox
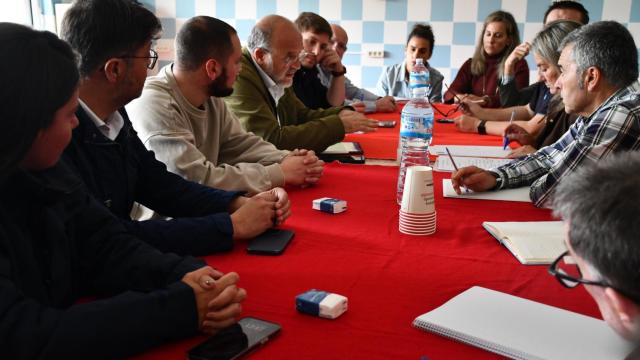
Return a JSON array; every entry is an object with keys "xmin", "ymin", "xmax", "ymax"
[
  {"xmin": 413, "ymin": 286, "xmax": 637, "ymax": 359},
  {"xmin": 442, "ymin": 179, "xmax": 531, "ymax": 202},
  {"xmin": 482, "ymin": 221, "xmax": 566, "ymax": 265}
]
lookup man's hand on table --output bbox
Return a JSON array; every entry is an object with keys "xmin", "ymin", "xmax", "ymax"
[
  {"xmin": 181, "ymin": 267, "xmax": 247, "ymax": 335},
  {"xmin": 375, "ymin": 96, "xmax": 397, "ymax": 112},
  {"xmin": 451, "ymin": 166, "xmax": 497, "ymax": 194},
  {"xmin": 282, "ymin": 149, "xmax": 325, "ymax": 187},
  {"xmin": 229, "ymin": 187, "xmax": 291, "ymax": 239},
  {"xmin": 338, "ymin": 109, "xmax": 378, "ymax": 133}
]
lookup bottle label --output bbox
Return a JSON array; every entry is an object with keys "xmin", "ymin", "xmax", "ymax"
[
  {"xmin": 409, "ymin": 73, "xmax": 428, "ymax": 89},
  {"xmin": 400, "ymin": 114, "xmax": 433, "ymax": 139}
]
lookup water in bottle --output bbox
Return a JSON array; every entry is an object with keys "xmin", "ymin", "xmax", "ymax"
[{"xmin": 397, "ymin": 59, "xmax": 434, "ymax": 204}]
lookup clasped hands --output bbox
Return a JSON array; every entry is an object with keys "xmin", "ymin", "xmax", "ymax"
[{"xmin": 181, "ymin": 266, "xmax": 247, "ymax": 335}]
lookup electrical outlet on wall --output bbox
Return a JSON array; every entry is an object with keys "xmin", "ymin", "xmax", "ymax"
[{"xmin": 367, "ymin": 50, "xmax": 385, "ymax": 58}]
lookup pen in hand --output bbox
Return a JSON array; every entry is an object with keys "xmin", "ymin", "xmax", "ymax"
[
  {"xmin": 446, "ymin": 147, "xmax": 469, "ymax": 193},
  {"xmin": 503, "ymin": 110, "xmax": 515, "ymax": 150}
]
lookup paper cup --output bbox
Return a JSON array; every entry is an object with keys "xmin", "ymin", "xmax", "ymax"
[{"xmin": 400, "ymin": 165, "xmax": 436, "ymax": 214}]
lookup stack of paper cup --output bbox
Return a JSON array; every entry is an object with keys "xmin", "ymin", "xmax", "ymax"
[{"xmin": 399, "ymin": 166, "xmax": 436, "ymax": 235}]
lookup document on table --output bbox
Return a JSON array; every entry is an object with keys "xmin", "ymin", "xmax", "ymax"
[
  {"xmin": 322, "ymin": 142, "xmax": 363, "ymax": 154},
  {"xmin": 442, "ymin": 179, "xmax": 531, "ymax": 202},
  {"xmin": 430, "ymin": 145, "xmax": 511, "ymax": 158},
  {"xmin": 413, "ymin": 286, "xmax": 637, "ymax": 360},
  {"xmin": 434, "ymin": 156, "xmax": 512, "ymax": 172},
  {"xmin": 482, "ymin": 221, "xmax": 566, "ymax": 265}
]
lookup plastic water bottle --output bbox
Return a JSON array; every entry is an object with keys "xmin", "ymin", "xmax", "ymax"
[{"xmin": 396, "ymin": 59, "xmax": 434, "ymax": 204}]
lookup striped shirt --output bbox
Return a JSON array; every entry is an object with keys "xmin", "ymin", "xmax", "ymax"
[{"xmin": 491, "ymin": 81, "xmax": 640, "ymax": 207}]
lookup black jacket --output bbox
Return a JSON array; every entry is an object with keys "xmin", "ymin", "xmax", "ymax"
[
  {"xmin": 0, "ymin": 162, "xmax": 204, "ymax": 359},
  {"xmin": 293, "ymin": 65, "xmax": 332, "ymax": 110},
  {"xmin": 62, "ymin": 106, "xmax": 241, "ymax": 255}
]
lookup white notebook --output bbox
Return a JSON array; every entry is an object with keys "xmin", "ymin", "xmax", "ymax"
[
  {"xmin": 321, "ymin": 142, "xmax": 363, "ymax": 154},
  {"xmin": 442, "ymin": 179, "xmax": 531, "ymax": 202},
  {"xmin": 430, "ymin": 145, "xmax": 511, "ymax": 158},
  {"xmin": 434, "ymin": 156, "xmax": 512, "ymax": 172},
  {"xmin": 482, "ymin": 221, "xmax": 566, "ymax": 265},
  {"xmin": 413, "ymin": 286, "xmax": 637, "ymax": 359}
]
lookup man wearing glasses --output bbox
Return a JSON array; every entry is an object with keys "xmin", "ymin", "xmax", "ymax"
[
  {"xmin": 225, "ymin": 15, "xmax": 378, "ymax": 153},
  {"xmin": 61, "ymin": 0, "xmax": 288, "ymax": 256},
  {"xmin": 550, "ymin": 153, "xmax": 640, "ymax": 341}
]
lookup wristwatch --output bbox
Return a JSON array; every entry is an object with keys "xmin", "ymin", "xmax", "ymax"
[
  {"xmin": 331, "ymin": 67, "xmax": 347, "ymax": 77},
  {"xmin": 489, "ymin": 171, "xmax": 503, "ymax": 190},
  {"xmin": 477, "ymin": 120, "xmax": 487, "ymax": 135}
]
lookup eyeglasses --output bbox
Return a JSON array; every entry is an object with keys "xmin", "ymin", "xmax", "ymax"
[
  {"xmin": 548, "ymin": 250, "xmax": 640, "ymax": 303},
  {"xmin": 430, "ymin": 83, "xmax": 466, "ymax": 118},
  {"xmin": 118, "ymin": 49, "xmax": 158, "ymax": 69},
  {"xmin": 262, "ymin": 48, "xmax": 309, "ymax": 67}
]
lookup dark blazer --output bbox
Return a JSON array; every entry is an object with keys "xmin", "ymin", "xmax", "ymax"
[
  {"xmin": 62, "ymin": 106, "xmax": 240, "ymax": 255},
  {"xmin": 0, "ymin": 162, "xmax": 204, "ymax": 359}
]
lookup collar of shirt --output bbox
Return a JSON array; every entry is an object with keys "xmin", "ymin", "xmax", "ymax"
[
  {"xmin": 79, "ymin": 99, "xmax": 124, "ymax": 141},
  {"xmin": 250, "ymin": 55, "xmax": 285, "ymax": 106}
]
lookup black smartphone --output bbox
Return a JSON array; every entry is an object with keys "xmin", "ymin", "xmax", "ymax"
[
  {"xmin": 187, "ymin": 317, "xmax": 281, "ymax": 360},
  {"xmin": 377, "ymin": 120, "xmax": 396, "ymax": 128},
  {"xmin": 246, "ymin": 229, "xmax": 294, "ymax": 255},
  {"xmin": 436, "ymin": 118, "xmax": 455, "ymax": 124}
]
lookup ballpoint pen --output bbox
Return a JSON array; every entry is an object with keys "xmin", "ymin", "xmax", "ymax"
[
  {"xmin": 445, "ymin": 147, "xmax": 469, "ymax": 193},
  {"xmin": 503, "ymin": 110, "xmax": 515, "ymax": 150}
]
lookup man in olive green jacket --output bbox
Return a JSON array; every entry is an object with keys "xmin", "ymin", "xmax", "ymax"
[{"xmin": 225, "ymin": 15, "xmax": 377, "ymax": 153}]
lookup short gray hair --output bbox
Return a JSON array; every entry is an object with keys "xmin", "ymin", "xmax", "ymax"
[
  {"xmin": 247, "ymin": 24, "xmax": 271, "ymax": 52},
  {"xmin": 553, "ymin": 152, "xmax": 640, "ymax": 304},
  {"xmin": 558, "ymin": 21, "xmax": 638, "ymax": 89},
  {"xmin": 531, "ymin": 20, "xmax": 581, "ymax": 68}
]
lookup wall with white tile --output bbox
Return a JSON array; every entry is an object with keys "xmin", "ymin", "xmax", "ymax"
[{"xmin": 135, "ymin": 0, "xmax": 640, "ymax": 92}]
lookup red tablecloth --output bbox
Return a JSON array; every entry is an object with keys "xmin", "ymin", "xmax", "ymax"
[
  {"xmin": 345, "ymin": 103, "xmax": 505, "ymax": 160},
  {"xmin": 134, "ymin": 163, "xmax": 600, "ymax": 360}
]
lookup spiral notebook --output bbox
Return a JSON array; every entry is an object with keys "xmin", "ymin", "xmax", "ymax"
[{"xmin": 413, "ymin": 286, "xmax": 637, "ymax": 359}]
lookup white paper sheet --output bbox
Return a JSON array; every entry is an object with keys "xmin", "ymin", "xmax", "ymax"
[
  {"xmin": 431, "ymin": 145, "xmax": 511, "ymax": 158},
  {"xmin": 434, "ymin": 156, "xmax": 512, "ymax": 172},
  {"xmin": 442, "ymin": 179, "xmax": 531, "ymax": 202}
]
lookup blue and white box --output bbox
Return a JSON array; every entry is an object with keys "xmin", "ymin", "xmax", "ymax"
[
  {"xmin": 312, "ymin": 197, "xmax": 347, "ymax": 214},
  {"xmin": 296, "ymin": 289, "xmax": 348, "ymax": 319}
]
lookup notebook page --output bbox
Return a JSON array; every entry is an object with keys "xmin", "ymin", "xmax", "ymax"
[
  {"xmin": 413, "ymin": 286, "xmax": 636, "ymax": 359},
  {"xmin": 434, "ymin": 156, "xmax": 512, "ymax": 172},
  {"xmin": 322, "ymin": 142, "xmax": 359, "ymax": 154},
  {"xmin": 430, "ymin": 145, "xmax": 511, "ymax": 158},
  {"xmin": 482, "ymin": 221, "xmax": 566, "ymax": 264},
  {"xmin": 442, "ymin": 179, "xmax": 531, "ymax": 202}
]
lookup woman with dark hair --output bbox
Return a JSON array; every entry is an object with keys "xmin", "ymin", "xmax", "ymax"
[
  {"xmin": 376, "ymin": 23, "xmax": 444, "ymax": 102},
  {"xmin": 443, "ymin": 10, "xmax": 529, "ymax": 108},
  {"xmin": 0, "ymin": 23, "xmax": 244, "ymax": 359}
]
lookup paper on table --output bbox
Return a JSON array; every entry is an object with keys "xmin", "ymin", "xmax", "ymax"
[
  {"xmin": 434, "ymin": 156, "xmax": 512, "ymax": 172},
  {"xmin": 322, "ymin": 142, "xmax": 362, "ymax": 154},
  {"xmin": 413, "ymin": 286, "xmax": 637, "ymax": 360},
  {"xmin": 431, "ymin": 145, "xmax": 511, "ymax": 158},
  {"xmin": 442, "ymin": 179, "xmax": 531, "ymax": 202},
  {"xmin": 482, "ymin": 221, "xmax": 566, "ymax": 264}
]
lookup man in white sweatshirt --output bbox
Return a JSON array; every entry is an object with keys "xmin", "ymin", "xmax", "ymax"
[{"xmin": 127, "ymin": 15, "xmax": 324, "ymax": 196}]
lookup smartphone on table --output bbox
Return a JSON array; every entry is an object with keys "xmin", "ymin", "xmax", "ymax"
[
  {"xmin": 246, "ymin": 229, "xmax": 294, "ymax": 255},
  {"xmin": 187, "ymin": 317, "xmax": 281, "ymax": 360}
]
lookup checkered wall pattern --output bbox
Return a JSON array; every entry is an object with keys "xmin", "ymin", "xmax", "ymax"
[{"xmin": 132, "ymin": 0, "xmax": 640, "ymax": 92}]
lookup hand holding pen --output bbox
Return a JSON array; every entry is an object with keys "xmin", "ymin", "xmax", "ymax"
[
  {"xmin": 503, "ymin": 110, "xmax": 516, "ymax": 150},
  {"xmin": 446, "ymin": 147, "xmax": 469, "ymax": 193}
]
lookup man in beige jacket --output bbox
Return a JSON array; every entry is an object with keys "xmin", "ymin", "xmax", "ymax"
[{"xmin": 127, "ymin": 16, "xmax": 324, "ymax": 196}]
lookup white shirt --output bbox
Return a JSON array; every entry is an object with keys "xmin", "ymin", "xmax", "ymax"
[
  {"xmin": 79, "ymin": 99, "xmax": 124, "ymax": 141},
  {"xmin": 250, "ymin": 55, "xmax": 285, "ymax": 107}
]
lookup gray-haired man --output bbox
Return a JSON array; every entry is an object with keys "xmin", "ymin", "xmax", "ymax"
[
  {"xmin": 550, "ymin": 152, "xmax": 640, "ymax": 342},
  {"xmin": 452, "ymin": 21, "xmax": 640, "ymax": 207}
]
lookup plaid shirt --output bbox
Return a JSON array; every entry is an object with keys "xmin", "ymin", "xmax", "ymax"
[{"xmin": 491, "ymin": 81, "xmax": 640, "ymax": 207}]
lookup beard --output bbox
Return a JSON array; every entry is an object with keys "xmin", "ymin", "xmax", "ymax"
[{"xmin": 207, "ymin": 68, "xmax": 234, "ymax": 97}]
